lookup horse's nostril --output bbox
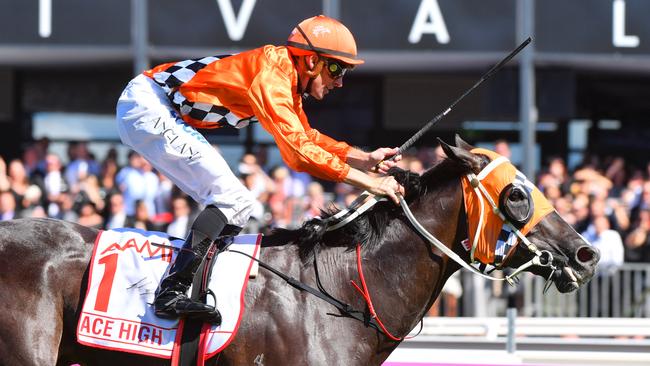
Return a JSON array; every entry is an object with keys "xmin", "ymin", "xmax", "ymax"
[{"xmin": 576, "ymin": 245, "xmax": 597, "ymax": 264}]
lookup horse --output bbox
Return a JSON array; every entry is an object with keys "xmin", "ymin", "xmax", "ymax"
[{"xmin": 0, "ymin": 136, "xmax": 599, "ymax": 366}]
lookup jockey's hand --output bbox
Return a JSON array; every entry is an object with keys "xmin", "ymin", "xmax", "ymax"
[
  {"xmin": 368, "ymin": 147, "xmax": 402, "ymax": 174},
  {"xmin": 369, "ymin": 175, "xmax": 405, "ymax": 205}
]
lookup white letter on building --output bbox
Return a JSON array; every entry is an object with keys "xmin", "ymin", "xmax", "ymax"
[
  {"xmin": 39, "ymin": 0, "xmax": 51, "ymax": 38},
  {"xmin": 408, "ymin": 0, "xmax": 450, "ymax": 44},
  {"xmin": 612, "ymin": 0, "xmax": 639, "ymax": 48},
  {"xmin": 216, "ymin": 0, "xmax": 256, "ymax": 41}
]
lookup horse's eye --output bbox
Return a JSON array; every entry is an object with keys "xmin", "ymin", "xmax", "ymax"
[{"xmin": 509, "ymin": 189, "xmax": 525, "ymax": 202}]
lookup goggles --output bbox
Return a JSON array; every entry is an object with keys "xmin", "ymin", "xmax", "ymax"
[{"xmin": 324, "ymin": 58, "xmax": 349, "ymax": 79}]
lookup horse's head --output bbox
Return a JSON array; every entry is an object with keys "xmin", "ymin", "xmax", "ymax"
[{"xmin": 441, "ymin": 135, "xmax": 599, "ymax": 293}]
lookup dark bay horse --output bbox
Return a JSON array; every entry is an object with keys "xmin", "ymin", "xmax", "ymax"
[{"xmin": 0, "ymin": 137, "xmax": 599, "ymax": 366}]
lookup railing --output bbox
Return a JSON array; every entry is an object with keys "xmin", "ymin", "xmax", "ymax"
[
  {"xmin": 416, "ymin": 316, "xmax": 650, "ymax": 338},
  {"xmin": 431, "ymin": 263, "xmax": 650, "ymax": 318}
]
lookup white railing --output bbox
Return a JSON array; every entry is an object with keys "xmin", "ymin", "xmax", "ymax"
[
  {"xmin": 417, "ymin": 316, "xmax": 650, "ymax": 338},
  {"xmin": 431, "ymin": 263, "xmax": 650, "ymax": 318},
  {"xmin": 521, "ymin": 263, "xmax": 650, "ymax": 318}
]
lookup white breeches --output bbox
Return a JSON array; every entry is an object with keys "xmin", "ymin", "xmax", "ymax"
[{"xmin": 115, "ymin": 74, "xmax": 254, "ymax": 227}]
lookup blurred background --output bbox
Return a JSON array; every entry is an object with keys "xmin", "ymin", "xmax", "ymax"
[{"xmin": 1, "ymin": 0, "xmax": 650, "ymax": 364}]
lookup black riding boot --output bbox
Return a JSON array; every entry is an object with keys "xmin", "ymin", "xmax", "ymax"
[{"xmin": 154, "ymin": 205, "xmax": 227, "ymax": 323}]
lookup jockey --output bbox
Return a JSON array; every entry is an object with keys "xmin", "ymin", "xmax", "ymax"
[{"xmin": 115, "ymin": 15, "xmax": 405, "ymax": 323}]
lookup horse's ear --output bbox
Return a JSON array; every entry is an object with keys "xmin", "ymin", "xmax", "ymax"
[
  {"xmin": 438, "ymin": 138, "xmax": 483, "ymax": 174},
  {"xmin": 454, "ymin": 134, "xmax": 475, "ymax": 151}
]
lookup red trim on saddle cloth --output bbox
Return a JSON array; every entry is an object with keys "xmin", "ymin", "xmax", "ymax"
[
  {"xmin": 350, "ymin": 244, "xmax": 416, "ymax": 342},
  {"xmin": 461, "ymin": 148, "xmax": 555, "ymax": 264},
  {"xmin": 204, "ymin": 233, "xmax": 262, "ymax": 358}
]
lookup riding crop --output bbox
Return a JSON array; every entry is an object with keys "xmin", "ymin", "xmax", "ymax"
[
  {"xmin": 378, "ymin": 36, "xmax": 532, "ymax": 167},
  {"xmin": 326, "ymin": 37, "xmax": 532, "ymax": 231}
]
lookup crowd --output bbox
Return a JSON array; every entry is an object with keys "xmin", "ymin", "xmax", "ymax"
[
  {"xmin": 2, "ymin": 138, "xmax": 650, "ymax": 268},
  {"xmin": 0, "ymin": 138, "xmax": 364, "ymax": 240}
]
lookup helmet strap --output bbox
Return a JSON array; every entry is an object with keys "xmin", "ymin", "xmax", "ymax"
[{"xmin": 299, "ymin": 56, "xmax": 324, "ymax": 99}]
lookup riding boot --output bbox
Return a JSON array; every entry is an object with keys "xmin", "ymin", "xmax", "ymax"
[
  {"xmin": 217, "ymin": 224, "xmax": 243, "ymax": 249},
  {"xmin": 154, "ymin": 205, "xmax": 227, "ymax": 323}
]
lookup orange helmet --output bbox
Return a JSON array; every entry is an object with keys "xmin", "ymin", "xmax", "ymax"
[{"xmin": 286, "ymin": 15, "xmax": 364, "ymax": 66}]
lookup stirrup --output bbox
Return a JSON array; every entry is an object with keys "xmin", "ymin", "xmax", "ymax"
[{"xmin": 154, "ymin": 291, "xmax": 222, "ymax": 324}]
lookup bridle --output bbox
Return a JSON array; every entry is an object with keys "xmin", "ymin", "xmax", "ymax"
[{"xmin": 326, "ymin": 157, "xmax": 558, "ymax": 290}]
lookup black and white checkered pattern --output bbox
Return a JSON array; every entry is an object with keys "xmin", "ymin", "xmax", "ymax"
[
  {"xmin": 473, "ymin": 261, "xmax": 497, "ymax": 275},
  {"xmin": 514, "ymin": 170, "xmax": 536, "ymax": 194},
  {"xmin": 153, "ymin": 56, "xmax": 220, "ymax": 91},
  {"xmin": 493, "ymin": 171, "xmax": 535, "ymax": 265},
  {"xmin": 151, "ymin": 55, "xmax": 254, "ymax": 128},
  {"xmin": 494, "ymin": 223, "xmax": 517, "ymax": 265}
]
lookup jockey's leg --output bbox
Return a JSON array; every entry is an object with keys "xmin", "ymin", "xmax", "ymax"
[
  {"xmin": 154, "ymin": 205, "xmax": 227, "ymax": 322},
  {"xmin": 117, "ymin": 74, "xmax": 255, "ymax": 321}
]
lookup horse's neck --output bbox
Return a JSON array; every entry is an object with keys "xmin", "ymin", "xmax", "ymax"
[{"xmin": 347, "ymin": 181, "xmax": 465, "ymax": 336}]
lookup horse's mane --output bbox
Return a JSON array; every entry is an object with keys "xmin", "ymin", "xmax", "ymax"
[{"xmin": 265, "ymin": 157, "xmax": 471, "ymax": 262}]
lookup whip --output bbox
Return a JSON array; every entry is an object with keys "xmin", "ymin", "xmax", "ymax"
[{"xmin": 379, "ymin": 37, "xmax": 532, "ymax": 166}]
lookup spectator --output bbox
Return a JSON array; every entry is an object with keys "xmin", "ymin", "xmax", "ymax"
[
  {"xmin": 141, "ymin": 159, "xmax": 160, "ymax": 217},
  {"xmin": 427, "ymin": 272, "xmax": 463, "ymax": 317},
  {"xmin": 494, "ymin": 139, "xmax": 511, "ymax": 159},
  {"xmin": 238, "ymin": 153, "xmax": 274, "ymax": 200},
  {"xmin": 152, "ymin": 171, "xmax": 174, "ymax": 226},
  {"xmin": 105, "ymin": 193, "xmax": 128, "ymax": 229},
  {"xmin": 78, "ymin": 175, "xmax": 105, "ymax": 213},
  {"xmin": 624, "ymin": 208, "xmax": 650, "ymax": 263},
  {"xmin": 166, "ymin": 196, "xmax": 194, "ymax": 239},
  {"xmin": 582, "ymin": 215, "xmax": 624, "ymax": 273},
  {"xmin": 547, "ymin": 157, "xmax": 570, "ymax": 194},
  {"xmin": 8, "ymin": 159, "xmax": 31, "ymax": 215},
  {"xmin": 589, "ymin": 197, "xmax": 629, "ymax": 236},
  {"xmin": 19, "ymin": 185, "xmax": 46, "ymax": 218},
  {"xmin": 77, "ymin": 201, "xmax": 104, "ymax": 229},
  {"xmin": 56, "ymin": 191, "xmax": 79, "ymax": 223},
  {"xmin": 268, "ymin": 166, "xmax": 295, "ymax": 228},
  {"xmin": 240, "ymin": 172, "xmax": 267, "ymax": 234},
  {"xmin": 65, "ymin": 141, "xmax": 100, "ymax": 191},
  {"xmin": 127, "ymin": 199, "xmax": 158, "ymax": 231},
  {"xmin": 0, "ymin": 156, "xmax": 11, "ymax": 192},
  {"xmin": 0, "ymin": 191, "xmax": 17, "ymax": 221},
  {"xmin": 99, "ymin": 153, "xmax": 120, "ymax": 198},
  {"xmin": 571, "ymin": 193, "xmax": 591, "ymax": 234},
  {"xmin": 302, "ymin": 181, "xmax": 326, "ymax": 221},
  {"xmin": 42, "ymin": 153, "xmax": 67, "ymax": 217},
  {"xmin": 115, "ymin": 151, "xmax": 148, "ymax": 216}
]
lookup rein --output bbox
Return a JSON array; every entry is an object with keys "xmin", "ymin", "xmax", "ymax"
[{"xmin": 226, "ymin": 247, "xmax": 418, "ymax": 341}]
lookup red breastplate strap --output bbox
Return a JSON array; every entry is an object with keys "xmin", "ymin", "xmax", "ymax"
[{"xmin": 350, "ymin": 244, "xmax": 417, "ymax": 342}]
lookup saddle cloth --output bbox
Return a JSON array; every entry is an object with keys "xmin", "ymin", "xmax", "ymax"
[{"xmin": 77, "ymin": 228, "xmax": 261, "ymax": 359}]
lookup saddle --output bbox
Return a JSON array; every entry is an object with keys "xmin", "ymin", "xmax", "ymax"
[{"xmin": 77, "ymin": 228, "xmax": 261, "ymax": 364}]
